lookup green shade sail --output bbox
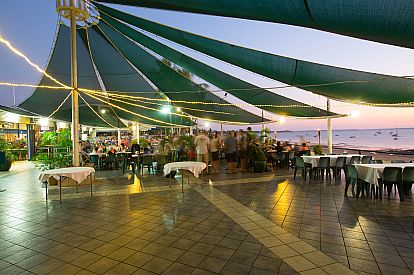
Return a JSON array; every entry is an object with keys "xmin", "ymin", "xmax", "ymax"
[
  {"xmin": 78, "ymin": 27, "xmax": 192, "ymax": 126},
  {"xmin": 95, "ymin": 3, "xmax": 414, "ymax": 105},
  {"xmin": 95, "ymin": 0, "xmax": 414, "ymax": 49},
  {"xmin": 101, "ymin": 14, "xmax": 333, "ymax": 118},
  {"xmin": 18, "ymin": 22, "xmax": 121, "ymax": 127},
  {"xmin": 95, "ymin": 22, "xmax": 265, "ymax": 123}
]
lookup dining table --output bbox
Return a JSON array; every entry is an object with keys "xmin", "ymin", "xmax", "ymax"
[
  {"xmin": 354, "ymin": 163, "xmax": 414, "ymax": 186},
  {"xmin": 302, "ymin": 154, "xmax": 364, "ymax": 167}
]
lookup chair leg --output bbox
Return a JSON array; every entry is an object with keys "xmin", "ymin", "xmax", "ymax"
[
  {"xmin": 378, "ymin": 183, "xmax": 383, "ymax": 200},
  {"xmin": 294, "ymin": 168, "xmax": 297, "ymax": 180},
  {"xmin": 397, "ymin": 182, "xmax": 404, "ymax": 202}
]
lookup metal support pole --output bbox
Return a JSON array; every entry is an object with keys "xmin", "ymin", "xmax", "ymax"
[
  {"xmin": 327, "ymin": 99, "xmax": 333, "ymax": 154},
  {"xmin": 189, "ymin": 116, "xmax": 193, "ymax": 136},
  {"xmin": 135, "ymin": 122, "xmax": 140, "ymax": 142},
  {"xmin": 220, "ymin": 123, "xmax": 223, "ymax": 140},
  {"xmin": 70, "ymin": 5, "xmax": 80, "ymax": 167},
  {"xmin": 261, "ymin": 110, "xmax": 265, "ymax": 133},
  {"xmin": 117, "ymin": 128, "xmax": 121, "ymax": 146}
]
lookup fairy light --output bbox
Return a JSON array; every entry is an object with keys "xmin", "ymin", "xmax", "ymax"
[
  {"xmin": 0, "ymin": 82, "xmax": 69, "ymax": 90},
  {"xmin": 78, "ymin": 93, "xmax": 117, "ymax": 128},
  {"xmin": 0, "ymin": 35, "xmax": 70, "ymax": 89}
]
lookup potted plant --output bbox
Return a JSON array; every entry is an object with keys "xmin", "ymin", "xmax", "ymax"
[
  {"xmin": 0, "ymin": 138, "xmax": 14, "ymax": 171},
  {"xmin": 249, "ymin": 143, "xmax": 267, "ymax": 173},
  {"xmin": 313, "ymin": 144, "xmax": 323, "ymax": 155}
]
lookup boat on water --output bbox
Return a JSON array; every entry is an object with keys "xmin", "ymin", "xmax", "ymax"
[{"xmin": 349, "ymin": 136, "xmax": 356, "ymax": 138}]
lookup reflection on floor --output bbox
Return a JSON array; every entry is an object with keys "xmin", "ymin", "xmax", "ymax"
[{"xmin": 0, "ymin": 161, "xmax": 412, "ymax": 274}]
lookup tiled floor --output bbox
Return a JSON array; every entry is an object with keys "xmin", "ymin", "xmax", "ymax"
[{"xmin": 0, "ymin": 161, "xmax": 413, "ymax": 274}]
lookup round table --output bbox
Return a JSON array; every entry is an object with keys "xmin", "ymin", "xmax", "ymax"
[
  {"xmin": 39, "ymin": 167, "xmax": 95, "ymax": 202},
  {"xmin": 163, "ymin": 161, "xmax": 207, "ymax": 192}
]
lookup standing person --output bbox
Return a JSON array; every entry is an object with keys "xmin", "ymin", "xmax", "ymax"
[
  {"xmin": 225, "ymin": 131, "xmax": 237, "ymax": 174},
  {"xmin": 239, "ymin": 130, "xmax": 248, "ymax": 171},
  {"xmin": 195, "ymin": 130, "xmax": 210, "ymax": 172},
  {"xmin": 210, "ymin": 132, "xmax": 221, "ymax": 173}
]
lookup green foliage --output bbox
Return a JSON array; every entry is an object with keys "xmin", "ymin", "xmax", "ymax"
[
  {"xmin": 34, "ymin": 153, "xmax": 72, "ymax": 171},
  {"xmin": 248, "ymin": 143, "xmax": 266, "ymax": 161},
  {"xmin": 139, "ymin": 137, "xmax": 150, "ymax": 148},
  {"xmin": 57, "ymin": 129, "xmax": 72, "ymax": 147},
  {"xmin": 0, "ymin": 137, "xmax": 16, "ymax": 162},
  {"xmin": 37, "ymin": 129, "xmax": 72, "ymax": 148},
  {"xmin": 313, "ymin": 144, "xmax": 323, "ymax": 155}
]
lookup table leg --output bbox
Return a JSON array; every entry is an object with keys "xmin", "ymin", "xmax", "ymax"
[
  {"xmin": 59, "ymin": 177, "xmax": 62, "ymax": 203},
  {"xmin": 76, "ymin": 181, "xmax": 78, "ymax": 193},
  {"xmin": 181, "ymin": 169, "xmax": 184, "ymax": 193},
  {"xmin": 90, "ymin": 173, "xmax": 93, "ymax": 197},
  {"xmin": 45, "ymin": 181, "xmax": 48, "ymax": 201},
  {"xmin": 201, "ymin": 169, "xmax": 203, "ymax": 188}
]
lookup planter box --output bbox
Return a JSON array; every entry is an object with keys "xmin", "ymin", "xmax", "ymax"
[{"xmin": 253, "ymin": 160, "xmax": 267, "ymax": 173}]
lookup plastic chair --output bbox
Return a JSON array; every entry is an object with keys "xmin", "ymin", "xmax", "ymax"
[
  {"xmin": 276, "ymin": 152, "xmax": 287, "ymax": 169},
  {"xmin": 331, "ymin": 157, "xmax": 346, "ymax": 180},
  {"xmin": 294, "ymin": 156, "xmax": 311, "ymax": 180},
  {"xmin": 378, "ymin": 167, "xmax": 403, "ymax": 201},
  {"xmin": 141, "ymin": 155, "xmax": 155, "ymax": 175},
  {"xmin": 344, "ymin": 164, "xmax": 357, "ymax": 197},
  {"xmin": 349, "ymin": 156, "xmax": 360, "ymax": 164},
  {"xmin": 287, "ymin": 151, "xmax": 294, "ymax": 167},
  {"xmin": 402, "ymin": 166, "xmax": 414, "ymax": 196},
  {"xmin": 361, "ymin": 156, "xmax": 372, "ymax": 164},
  {"xmin": 391, "ymin": 160, "xmax": 406, "ymax": 163},
  {"xmin": 316, "ymin": 157, "xmax": 331, "ymax": 181},
  {"xmin": 370, "ymin": 160, "xmax": 383, "ymax": 164},
  {"xmin": 90, "ymin": 155, "xmax": 101, "ymax": 171}
]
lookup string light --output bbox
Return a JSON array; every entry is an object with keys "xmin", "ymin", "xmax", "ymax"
[
  {"xmin": 48, "ymin": 91, "xmax": 72, "ymax": 118},
  {"xmin": 0, "ymin": 35, "xmax": 70, "ymax": 88},
  {"xmin": 78, "ymin": 92, "xmax": 117, "ymax": 128},
  {"xmin": 0, "ymin": 81, "xmax": 412, "ymax": 109},
  {"xmin": 0, "ymin": 82, "xmax": 68, "ymax": 90}
]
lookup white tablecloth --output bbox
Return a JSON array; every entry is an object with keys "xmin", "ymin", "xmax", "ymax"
[
  {"xmin": 302, "ymin": 155, "xmax": 364, "ymax": 167},
  {"xmin": 354, "ymin": 163, "xmax": 414, "ymax": 186},
  {"xmin": 39, "ymin": 167, "xmax": 95, "ymax": 184},
  {"xmin": 164, "ymin": 161, "xmax": 206, "ymax": 178}
]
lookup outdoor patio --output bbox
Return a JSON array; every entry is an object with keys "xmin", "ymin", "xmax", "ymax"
[{"xmin": 0, "ymin": 162, "xmax": 413, "ymax": 274}]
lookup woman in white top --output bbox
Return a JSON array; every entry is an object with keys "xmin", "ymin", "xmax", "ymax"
[{"xmin": 210, "ymin": 132, "xmax": 221, "ymax": 173}]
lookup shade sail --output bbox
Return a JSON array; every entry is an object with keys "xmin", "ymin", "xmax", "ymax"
[
  {"xmin": 53, "ymin": 105, "xmax": 126, "ymax": 128},
  {"xmin": 95, "ymin": 22, "xmax": 265, "ymax": 123},
  {"xmin": 78, "ymin": 27, "xmax": 192, "ymax": 126},
  {"xmin": 101, "ymin": 14, "xmax": 333, "ymax": 118},
  {"xmin": 95, "ymin": 0, "xmax": 414, "ymax": 49},
  {"xmin": 95, "ymin": 3, "xmax": 414, "ymax": 105},
  {"xmin": 18, "ymin": 23, "xmax": 124, "ymax": 127}
]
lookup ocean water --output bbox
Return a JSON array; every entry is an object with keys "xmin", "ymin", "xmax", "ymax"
[{"xmin": 266, "ymin": 128, "xmax": 414, "ymax": 151}]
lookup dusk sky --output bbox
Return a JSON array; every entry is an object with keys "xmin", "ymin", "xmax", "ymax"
[{"xmin": 1, "ymin": 0, "xmax": 414, "ymax": 131}]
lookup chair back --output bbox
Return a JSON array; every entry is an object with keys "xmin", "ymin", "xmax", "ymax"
[
  {"xmin": 345, "ymin": 164, "xmax": 358, "ymax": 181},
  {"xmin": 277, "ymin": 152, "xmax": 286, "ymax": 161},
  {"xmin": 370, "ymin": 160, "xmax": 383, "ymax": 164},
  {"xmin": 288, "ymin": 151, "xmax": 295, "ymax": 160},
  {"xmin": 335, "ymin": 157, "xmax": 346, "ymax": 168},
  {"xmin": 402, "ymin": 167, "xmax": 414, "ymax": 182},
  {"xmin": 349, "ymin": 156, "xmax": 360, "ymax": 164},
  {"xmin": 142, "ymin": 155, "xmax": 154, "ymax": 165},
  {"xmin": 106, "ymin": 154, "xmax": 115, "ymax": 162},
  {"xmin": 382, "ymin": 167, "xmax": 402, "ymax": 183},
  {"xmin": 295, "ymin": 156, "xmax": 305, "ymax": 168},
  {"xmin": 299, "ymin": 150, "xmax": 310, "ymax": 156},
  {"xmin": 318, "ymin": 157, "xmax": 330, "ymax": 168},
  {"xmin": 90, "ymin": 155, "xmax": 99, "ymax": 165},
  {"xmin": 361, "ymin": 156, "xmax": 372, "ymax": 164},
  {"xmin": 391, "ymin": 160, "xmax": 406, "ymax": 163}
]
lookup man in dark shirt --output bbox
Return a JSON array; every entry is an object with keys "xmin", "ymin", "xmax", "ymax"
[{"xmin": 275, "ymin": 141, "xmax": 284, "ymax": 153}]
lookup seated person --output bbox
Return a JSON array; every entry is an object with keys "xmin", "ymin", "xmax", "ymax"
[
  {"xmin": 275, "ymin": 141, "xmax": 284, "ymax": 153},
  {"xmin": 301, "ymin": 142, "xmax": 309, "ymax": 151}
]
